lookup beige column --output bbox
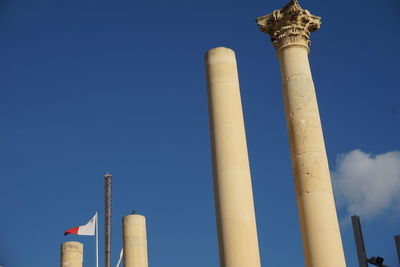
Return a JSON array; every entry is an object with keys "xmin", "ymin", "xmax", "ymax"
[
  {"xmin": 205, "ymin": 47, "xmax": 261, "ymax": 267},
  {"xmin": 60, "ymin": 241, "xmax": 83, "ymax": 267},
  {"xmin": 123, "ymin": 214, "xmax": 148, "ymax": 267},
  {"xmin": 256, "ymin": 1, "xmax": 346, "ymax": 267}
]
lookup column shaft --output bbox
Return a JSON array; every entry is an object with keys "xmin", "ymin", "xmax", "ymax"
[
  {"xmin": 256, "ymin": 2, "xmax": 346, "ymax": 266},
  {"xmin": 123, "ymin": 215, "xmax": 148, "ymax": 267},
  {"xmin": 205, "ymin": 47, "xmax": 261, "ymax": 267},
  {"xmin": 278, "ymin": 45, "xmax": 346, "ymax": 267},
  {"xmin": 60, "ymin": 241, "xmax": 83, "ymax": 267}
]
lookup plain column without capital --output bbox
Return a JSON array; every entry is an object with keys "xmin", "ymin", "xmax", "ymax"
[{"xmin": 205, "ymin": 47, "xmax": 261, "ymax": 267}]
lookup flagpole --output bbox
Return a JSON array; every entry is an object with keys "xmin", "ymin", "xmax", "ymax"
[
  {"xmin": 96, "ymin": 212, "xmax": 99, "ymax": 267},
  {"xmin": 116, "ymin": 248, "xmax": 123, "ymax": 267}
]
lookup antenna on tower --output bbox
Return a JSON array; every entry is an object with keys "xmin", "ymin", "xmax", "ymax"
[{"xmin": 104, "ymin": 173, "xmax": 112, "ymax": 267}]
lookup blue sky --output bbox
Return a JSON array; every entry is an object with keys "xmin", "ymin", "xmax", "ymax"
[{"xmin": 1, "ymin": 0, "xmax": 399, "ymax": 266}]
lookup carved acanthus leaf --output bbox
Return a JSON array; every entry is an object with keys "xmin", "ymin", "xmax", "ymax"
[{"xmin": 256, "ymin": 0, "xmax": 321, "ymax": 51}]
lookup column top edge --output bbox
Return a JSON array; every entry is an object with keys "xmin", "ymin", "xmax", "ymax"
[
  {"xmin": 124, "ymin": 214, "xmax": 146, "ymax": 220},
  {"xmin": 204, "ymin": 47, "xmax": 237, "ymax": 64}
]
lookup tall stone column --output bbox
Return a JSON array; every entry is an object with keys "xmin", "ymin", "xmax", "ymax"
[
  {"xmin": 60, "ymin": 241, "xmax": 83, "ymax": 267},
  {"xmin": 123, "ymin": 214, "xmax": 148, "ymax": 267},
  {"xmin": 256, "ymin": 1, "xmax": 346, "ymax": 267},
  {"xmin": 205, "ymin": 47, "xmax": 261, "ymax": 267}
]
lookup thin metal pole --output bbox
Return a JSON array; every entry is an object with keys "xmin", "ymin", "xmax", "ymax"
[
  {"xmin": 95, "ymin": 212, "xmax": 99, "ymax": 267},
  {"xmin": 116, "ymin": 248, "xmax": 123, "ymax": 267},
  {"xmin": 104, "ymin": 173, "xmax": 112, "ymax": 267},
  {"xmin": 351, "ymin": 215, "xmax": 368, "ymax": 267},
  {"xmin": 395, "ymin": 235, "xmax": 400, "ymax": 264}
]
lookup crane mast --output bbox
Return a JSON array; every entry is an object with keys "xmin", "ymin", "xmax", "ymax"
[{"xmin": 104, "ymin": 173, "xmax": 112, "ymax": 267}]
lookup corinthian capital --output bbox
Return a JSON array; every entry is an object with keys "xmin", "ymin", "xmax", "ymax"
[{"xmin": 256, "ymin": 0, "xmax": 321, "ymax": 52}]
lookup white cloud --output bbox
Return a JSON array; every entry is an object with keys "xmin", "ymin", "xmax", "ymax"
[{"xmin": 332, "ymin": 149, "xmax": 400, "ymax": 221}]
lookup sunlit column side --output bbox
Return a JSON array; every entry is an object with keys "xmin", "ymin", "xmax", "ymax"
[
  {"xmin": 61, "ymin": 241, "xmax": 83, "ymax": 267},
  {"xmin": 256, "ymin": 1, "xmax": 346, "ymax": 267},
  {"xmin": 205, "ymin": 47, "xmax": 261, "ymax": 267},
  {"xmin": 123, "ymin": 214, "xmax": 148, "ymax": 267}
]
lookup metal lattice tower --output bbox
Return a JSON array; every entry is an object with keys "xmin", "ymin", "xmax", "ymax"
[{"xmin": 104, "ymin": 173, "xmax": 112, "ymax": 267}]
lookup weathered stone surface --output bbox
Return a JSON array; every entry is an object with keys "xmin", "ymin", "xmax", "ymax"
[
  {"xmin": 257, "ymin": 2, "xmax": 346, "ymax": 267},
  {"xmin": 61, "ymin": 241, "xmax": 83, "ymax": 267},
  {"xmin": 205, "ymin": 47, "xmax": 261, "ymax": 267},
  {"xmin": 123, "ymin": 214, "xmax": 148, "ymax": 267},
  {"xmin": 256, "ymin": 0, "xmax": 321, "ymax": 52}
]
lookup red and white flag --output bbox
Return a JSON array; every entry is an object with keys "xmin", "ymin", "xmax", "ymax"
[{"xmin": 64, "ymin": 214, "xmax": 97, "ymax": 236}]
